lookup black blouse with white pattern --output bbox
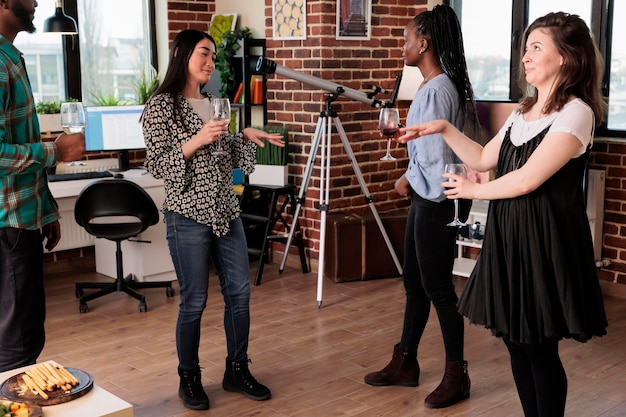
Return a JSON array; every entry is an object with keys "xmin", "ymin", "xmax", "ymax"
[{"xmin": 142, "ymin": 93, "xmax": 256, "ymax": 237}]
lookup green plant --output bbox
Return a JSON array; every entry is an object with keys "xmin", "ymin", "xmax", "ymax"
[
  {"xmin": 35, "ymin": 98, "xmax": 78, "ymax": 114},
  {"xmin": 254, "ymin": 126, "xmax": 289, "ymax": 166},
  {"xmin": 89, "ymin": 91, "xmax": 129, "ymax": 106},
  {"xmin": 133, "ymin": 66, "xmax": 159, "ymax": 105},
  {"xmin": 215, "ymin": 27, "xmax": 252, "ymax": 99}
]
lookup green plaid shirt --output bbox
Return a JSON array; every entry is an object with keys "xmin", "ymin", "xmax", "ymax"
[{"xmin": 0, "ymin": 35, "xmax": 58, "ymax": 230}]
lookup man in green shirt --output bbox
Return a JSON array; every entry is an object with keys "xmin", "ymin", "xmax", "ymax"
[{"xmin": 0, "ymin": 0, "xmax": 85, "ymax": 372}]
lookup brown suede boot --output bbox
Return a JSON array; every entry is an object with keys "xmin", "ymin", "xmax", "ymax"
[
  {"xmin": 364, "ymin": 344, "xmax": 419, "ymax": 387},
  {"xmin": 424, "ymin": 360, "xmax": 470, "ymax": 408}
]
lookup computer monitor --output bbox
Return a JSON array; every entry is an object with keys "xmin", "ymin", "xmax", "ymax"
[{"xmin": 84, "ymin": 105, "xmax": 145, "ymax": 171}]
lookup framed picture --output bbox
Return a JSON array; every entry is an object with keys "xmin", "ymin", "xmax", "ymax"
[
  {"xmin": 272, "ymin": 0, "xmax": 307, "ymax": 40},
  {"xmin": 209, "ymin": 13, "xmax": 237, "ymax": 46},
  {"xmin": 336, "ymin": 0, "xmax": 371, "ymax": 40}
]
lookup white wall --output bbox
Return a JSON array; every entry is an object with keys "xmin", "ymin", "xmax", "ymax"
[{"xmin": 215, "ymin": 0, "xmax": 265, "ymax": 38}]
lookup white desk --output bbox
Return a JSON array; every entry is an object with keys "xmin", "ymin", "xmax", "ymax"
[
  {"xmin": 0, "ymin": 365, "xmax": 133, "ymax": 417},
  {"xmin": 48, "ymin": 171, "xmax": 176, "ymax": 283}
]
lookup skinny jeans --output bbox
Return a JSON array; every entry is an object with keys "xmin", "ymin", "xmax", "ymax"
[
  {"xmin": 399, "ymin": 192, "xmax": 470, "ymax": 361},
  {"xmin": 0, "ymin": 228, "xmax": 45, "ymax": 372},
  {"xmin": 165, "ymin": 212, "xmax": 251, "ymax": 371}
]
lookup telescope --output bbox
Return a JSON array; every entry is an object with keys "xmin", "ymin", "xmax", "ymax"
[{"xmin": 256, "ymin": 57, "xmax": 386, "ymax": 108}]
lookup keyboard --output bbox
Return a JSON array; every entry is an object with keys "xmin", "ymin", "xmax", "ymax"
[{"xmin": 48, "ymin": 170, "xmax": 114, "ymax": 182}]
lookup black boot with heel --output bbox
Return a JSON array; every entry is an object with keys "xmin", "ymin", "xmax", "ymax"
[{"xmin": 364, "ymin": 344, "xmax": 420, "ymax": 387}]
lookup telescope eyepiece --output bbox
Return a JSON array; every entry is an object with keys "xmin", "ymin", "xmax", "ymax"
[{"xmin": 256, "ymin": 57, "xmax": 277, "ymax": 74}]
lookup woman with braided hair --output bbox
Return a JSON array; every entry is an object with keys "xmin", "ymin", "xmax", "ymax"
[{"xmin": 363, "ymin": 5, "xmax": 478, "ymax": 409}]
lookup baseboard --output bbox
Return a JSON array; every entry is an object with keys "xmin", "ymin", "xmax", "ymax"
[{"xmin": 600, "ymin": 279, "xmax": 626, "ymax": 300}]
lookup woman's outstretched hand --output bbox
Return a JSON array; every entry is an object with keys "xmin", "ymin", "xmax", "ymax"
[
  {"xmin": 242, "ymin": 128, "xmax": 285, "ymax": 148},
  {"xmin": 396, "ymin": 120, "xmax": 451, "ymax": 144}
]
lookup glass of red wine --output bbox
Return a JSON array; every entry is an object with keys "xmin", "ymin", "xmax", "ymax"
[{"xmin": 378, "ymin": 107, "xmax": 399, "ymax": 161}]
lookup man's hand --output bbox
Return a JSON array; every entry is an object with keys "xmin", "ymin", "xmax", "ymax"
[
  {"xmin": 42, "ymin": 221, "xmax": 61, "ymax": 251},
  {"xmin": 55, "ymin": 132, "xmax": 85, "ymax": 162}
]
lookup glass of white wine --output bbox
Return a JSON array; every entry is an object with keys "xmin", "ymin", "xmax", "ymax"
[
  {"xmin": 210, "ymin": 97, "xmax": 231, "ymax": 156},
  {"xmin": 60, "ymin": 102, "xmax": 86, "ymax": 134},
  {"xmin": 444, "ymin": 163, "xmax": 468, "ymax": 227}
]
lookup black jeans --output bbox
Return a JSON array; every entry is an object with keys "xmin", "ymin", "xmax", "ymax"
[
  {"xmin": 399, "ymin": 192, "xmax": 470, "ymax": 361},
  {"xmin": 0, "ymin": 228, "xmax": 46, "ymax": 372}
]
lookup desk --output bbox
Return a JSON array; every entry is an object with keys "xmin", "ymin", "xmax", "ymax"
[
  {"xmin": 0, "ymin": 365, "xmax": 133, "ymax": 417},
  {"xmin": 48, "ymin": 172, "xmax": 176, "ymax": 283}
]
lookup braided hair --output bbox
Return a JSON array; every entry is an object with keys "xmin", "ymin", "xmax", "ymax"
[{"xmin": 410, "ymin": 5, "xmax": 479, "ymax": 134}]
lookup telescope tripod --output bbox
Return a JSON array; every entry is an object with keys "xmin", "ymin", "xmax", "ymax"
[{"xmin": 280, "ymin": 97, "xmax": 403, "ymax": 307}]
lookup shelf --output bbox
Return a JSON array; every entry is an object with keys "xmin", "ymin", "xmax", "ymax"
[
  {"xmin": 453, "ymin": 257, "xmax": 476, "ymax": 278},
  {"xmin": 455, "ymin": 238, "xmax": 483, "ymax": 249},
  {"xmin": 453, "ymin": 199, "xmax": 487, "ymax": 278}
]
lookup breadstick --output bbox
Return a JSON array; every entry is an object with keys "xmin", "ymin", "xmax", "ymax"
[
  {"xmin": 43, "ymin": 362, "xmax": 68, "ymax": 386},
  {"xmin": 50, "ymin": 361, "xmax": 79, "ymax": 386},
  {"xmin": 25, "ymin": 368, "xmax": 51, "ymax": 392},
  {"xmin": 30, "ymin": 365, "xmax": 53, "ymax": 389},
  {"xmin": 22, "ymin": 373, "xmax": 49, "ymax": 400},
  {"xmin": 37, "ymin": 364, "xmax": 61, "ymax": 388}
]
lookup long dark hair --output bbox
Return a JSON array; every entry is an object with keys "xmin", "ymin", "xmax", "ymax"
[
  {"xmin": 409, "ymin": 5, "xmax": 479, "ymax": 133},
  {"xmin": 148, "ymin": 30, "xmax": 216, "ymax": 124},
  {"xmin": 518, "ymin": 12, "xmax": 606, "ymax": 124}
]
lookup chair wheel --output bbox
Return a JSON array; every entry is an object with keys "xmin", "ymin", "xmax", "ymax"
[
  {"xmin": 166, "ymin": 287, "xmax": 175, "ymax": 297},
  {"xmin": 138, "ymin": 302, "xmax": 147, "ymax": 312},
  {"xmin": 79, "ymin": 303, "xmax": 89, "ymax": 313}
]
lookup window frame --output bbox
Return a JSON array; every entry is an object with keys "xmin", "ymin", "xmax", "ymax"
[
  {"xmin": 61, "ymin": 0, "xmax": 159, "ymax": 101},
  {"xmin": 447, "ymin": 0, "xmax": 622, "ymax": 137}
]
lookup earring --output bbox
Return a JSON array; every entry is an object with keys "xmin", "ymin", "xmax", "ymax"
[{"xmin": 419, "ymin": 49, "xmax": 425, "ymax": 55}]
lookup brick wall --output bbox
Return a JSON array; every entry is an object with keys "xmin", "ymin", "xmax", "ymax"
[
  {"xmin": 166, "ymin": 0, "xmax": 216, "ymax": 40},
  {"xmin": 591, "ymin": 142, "xmax": 626, "ymax": 286}
]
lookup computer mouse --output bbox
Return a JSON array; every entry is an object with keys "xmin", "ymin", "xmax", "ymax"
[{"xmin": 113, "ymin": 173, "xmax": 124, "ymax": 179}]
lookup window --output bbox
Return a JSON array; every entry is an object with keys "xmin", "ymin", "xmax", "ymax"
[
  {"xmin": 15, "ymin": 0, "xmax": 156, "ymax": 106},
  {"xmin": 449, "ymin": 0, "xmax": 624, "ymax": 136}
]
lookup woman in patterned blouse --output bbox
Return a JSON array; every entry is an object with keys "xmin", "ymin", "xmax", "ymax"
[{"xmin": 142, "ymin": 29, "xmax": 284, "ymax": 411}]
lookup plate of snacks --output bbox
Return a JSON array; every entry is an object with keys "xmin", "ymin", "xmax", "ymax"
[
  {"xmin": 0, "ymin": 400, "xmax": 41, "ymax": 417},
  {"xmin": 0, "ymin": 361, "xmax": 93, "ymax": 406}
]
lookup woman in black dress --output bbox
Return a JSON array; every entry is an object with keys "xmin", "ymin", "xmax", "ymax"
[{"xmin": 397, "ymin": 12, "xmax": 608, "ymax": 417}]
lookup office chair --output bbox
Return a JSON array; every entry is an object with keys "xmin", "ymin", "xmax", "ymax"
[{"xmin": 74, "ymin": 179, "xmax": 175, "ymax": 313}]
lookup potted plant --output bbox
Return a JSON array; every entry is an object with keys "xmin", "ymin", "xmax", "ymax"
[
  {"xmin": 36, "ymin": 98, "xmax": 77, "ymax": 133},
  {"xmin": 215, "ymin": 27, "xmax": 252, "ymax": 99},
  {"xmin": 132, "ymin": 66, "xmax": 159, "ymax": 105},
  {"xmin": 249, "ymin": 126, "xmax": 289, "ymax": 186}
]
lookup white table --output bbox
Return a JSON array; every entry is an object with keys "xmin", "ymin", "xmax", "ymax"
[{"xmin": 0, "ymin": 365, "xmax": 133, "ymax": 417}]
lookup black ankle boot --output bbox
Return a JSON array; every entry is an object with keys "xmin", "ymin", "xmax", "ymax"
[
  {"xmin": 222, "ymin": 358, "xmax": 271, "ymax": 401},
  {"xmin": 178, "ymin": 367, "xmax": 209, "ymax": 410}
]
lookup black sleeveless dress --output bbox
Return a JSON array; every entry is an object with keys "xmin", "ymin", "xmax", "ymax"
[{"xmin": 457, "ymin": 126, "xmax": 608, "ymax": 344}]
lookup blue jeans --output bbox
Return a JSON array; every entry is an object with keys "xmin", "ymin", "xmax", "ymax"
[
  {"xmin": 399, "ymin": 192, "xmax": 470, "ymax": 362},
  {"xmin": 0, "ymin": 228, "xmax": 46, "ymax": 372},
  {"xmin": 165, "ymin": 212, "xmax": 251, "ymax": 370}
]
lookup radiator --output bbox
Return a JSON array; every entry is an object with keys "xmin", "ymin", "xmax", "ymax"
[{"xmin": 587, "ymin": 169, "xmax": 605, "ymax": 262}]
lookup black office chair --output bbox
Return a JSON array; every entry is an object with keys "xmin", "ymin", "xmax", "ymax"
[{"xmin": 74, "ymin": 179, "xmax": 175, "ymax": 313}]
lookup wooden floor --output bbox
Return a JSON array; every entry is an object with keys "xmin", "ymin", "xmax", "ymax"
[{"xmin": 38, "ymin": 261, "xmax": 626, "ymax": 417}]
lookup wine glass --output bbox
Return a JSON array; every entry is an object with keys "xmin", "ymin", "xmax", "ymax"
[
  {"xmin": 60, "ymin": 102, "xmax": 86, "ymax": 134},
  {"xmin": 378, "ymin": 107, "xmax": 400, "ymax": 161},
  {"xmin": 444, "ymin": 163, "xmax": 468, "ymax": 227},
  {"xmin": 210, "ymin": 97, "xmax": 231, "ymax": 156}
]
